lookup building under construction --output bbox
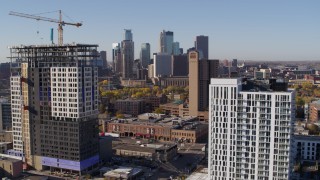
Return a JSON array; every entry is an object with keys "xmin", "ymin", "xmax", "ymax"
[{"xmin": 9, "ymin": 44, "xmax": 100, "ymax": 174}]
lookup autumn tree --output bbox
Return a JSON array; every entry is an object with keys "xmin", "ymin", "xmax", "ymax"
[{"xmin": 154, "ymin": 107, "xmax": 164, "ymax": 114}]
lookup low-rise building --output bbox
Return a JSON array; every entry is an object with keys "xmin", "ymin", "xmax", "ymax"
[
  {"xmin": 114, "ymin": 143, "xmax": 177, "ymax": 162},
  {"xmin": 160, "ymin": 103, "xmax": 180, "ymax": 116},
  {"xmin": 107, "ymin": 114, "xmax": 207, "ymax": 143},
  {"xmin": 142, "ymin": 95, "xmax": 167, "ymax": 111},
  {"xmin": 288, "ymin": 79, "xmax": 314, "ymax": 86},
  {"xmin": 159, "ymin": 76, "xmax": 189, "ymax": 88},
  {"xmin": 115, "ymin": 99, "xmax": 145, "ymax": 116},
  {"xmin": 171, "ymin": 123, "xmax": 208, "ymax": 143},
  {"xmin": 0, "ymin": 155, "xmax": 23, "ymax": 178},
  {"xmin": 121, "ymin": 79, "xmax": 148, "ymax": 87},
  {"xmin": 0, "ymin": 142, "xmax": 13, "ymax": 154},
  {"xmin": 0, "ymin": 131, "xmax": 12, "ymax": 143},
  {"xmin": 103, "ymin": 166, "xmax": 143, "ymax": 180},
  {"xmin": 292, "ymin": 135, "xmax": 320, "ymax": 179},
  {"xmin": 309, "ymin": 100, "xmax": 320, "ymax": 123}
]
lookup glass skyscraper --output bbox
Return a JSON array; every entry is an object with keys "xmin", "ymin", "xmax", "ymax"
[{"xmin": 140, "ymin": 43, "xmax": 150, "ymax": 68}]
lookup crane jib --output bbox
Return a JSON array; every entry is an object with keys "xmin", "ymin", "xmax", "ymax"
[{"xmin": 9, "ymin": 10, "xmax": 82, "ymax": 45}]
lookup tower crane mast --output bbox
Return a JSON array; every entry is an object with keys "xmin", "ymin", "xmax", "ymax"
[{"xmin": 9, "ymin": 10, "xmax": 82, "ymax": 45}]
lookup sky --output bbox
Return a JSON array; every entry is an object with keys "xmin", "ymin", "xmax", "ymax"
[{"xmin": 0, "ymin": 0, "xmax": 319, "ymax": 62}]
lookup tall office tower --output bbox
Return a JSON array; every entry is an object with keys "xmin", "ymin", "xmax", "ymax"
[
  {"xmin": 9, "ymin": 44, "xmax": 99, "ymax": 173},
  {"xmin": 140, "ymin": 43, "xmax": 150, "ymax": 68},
  {"xmin": 179, "ymin": 48, "xmax": 183, "ymax": 55},
  {"xmin": 188, "ymin": 50, "xmax": 219, "ymax": 117},
  {"xmin": 208, "ymin": 78, "xmax": 295, "ymax": 180},
  {"xmin": 112, "ymin": 43, "xmax": 122, "ymax": 74},
  {"xmin": 172, "ymin": 42, "xmax": 180, "ymax": 55},
  {"xmin": 121, "ymin": 40, "xmax": 134, "ymax": 78},
  {"xmin": 232, "ymin": 59, "xmax": 238, "ymax": 68},
  {"xmin": 153, "ymin": 53, "xmax": 172, "ymax": 77},
  {"xmin": 195, "ymin": 35, "xmax": 209, "ymax": 59},
  {"xmin": 100, "ymin": 51, "xmax": 107, "ymax": 68},
  {"xmin": 0, "ymin": 98, "xmax": 11, "ymax": 131},
  {"xmin": 124, "ymin": 29, "xmax": 132, "ymax": 41},
  {"xmin": 160, "ymin": 30, "xmax": 174, "ymax": 54},
  {"xmin": 171, "ymin": 54, "xmax": 188, "ymax": 76}
]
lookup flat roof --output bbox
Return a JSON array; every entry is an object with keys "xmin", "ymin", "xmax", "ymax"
[
  {"xmin": 0, "ymin": 156, "xmax": 21, "ymax": 163},
  {"xmin": 294, "ymin": 135, "xmax": 320, "ymax": 141},
  {"xmin": 104, "ymin": 166, "xmax": 142, "ymax": 178},
  {"xmin": 114, "ymin": 144, "xmax": 155, "ymax": 153},
  {"xmin": 186, "ymin": 172, "xmax": 209, "ymax": 180}
]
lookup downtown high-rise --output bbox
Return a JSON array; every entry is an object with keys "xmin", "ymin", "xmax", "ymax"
[
  {"xmin": 121, "ymin": 29, "xmax": 134, "ymax": 79},
  {"xmin": 140, "ymin": 43, "xmax": 150, "ymax": 68},
  {"xmin": 188, "ymin": 50, "xmax": 219, "ymax": 120},
  {"xmin": 208, "ymin": 78, "xmax": 295, "ymax": 180},
  {"xmin": 9, "ymin": 44, "xmax": 99, "ymax": 173},
  {"xmin": 195, "ymin": 35, "xmax": 209, "ymax": 59},
  {"xmin": 112, "ymin": 43, "xmax": 122, "ymax": 74},
  {"xmin": 160, "ymin": 30, "xmax": 174, "ymax": 54}
]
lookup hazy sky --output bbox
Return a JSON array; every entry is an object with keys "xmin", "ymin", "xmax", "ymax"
[{"xmin": 0, "ymin": 0, "xmax": 319, "ymax": 62}]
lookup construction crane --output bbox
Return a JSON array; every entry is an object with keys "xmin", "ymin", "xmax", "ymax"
[{"xmin": 9, "ymin": 10, "xmax": 82, "ymax": 45}]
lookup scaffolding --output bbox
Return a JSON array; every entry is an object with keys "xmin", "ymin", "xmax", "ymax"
[{"xmin": 9, "ymin": 44, "xmax": 99, "ymax": 76}]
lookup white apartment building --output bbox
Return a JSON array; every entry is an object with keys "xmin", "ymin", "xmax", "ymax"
[
  {"xmin": 10, "ymin": 76, "xmax": 23, "ymax": 154},
  {"xmin": 209, "ymin": 78, "xmax": 295, "ymax": 180}
]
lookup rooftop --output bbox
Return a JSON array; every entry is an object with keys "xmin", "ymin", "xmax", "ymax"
[
  {"xmin": 110, "ymin": 115, "xmax": 201, "ymax": 130},
  {"xmin": 103, "ymin": 166, "xmax": 142, "ymax": 179},
  {"xmin": 186, "ymin": 168, "xmax": 209, "ymax": 180},
  {"xmin": 0, "ymin": 155, "xmax": 22, "ymax": 163},
  {"xmin": 114, "ymin": 143, "xmax": 176, "ymax": 153}
]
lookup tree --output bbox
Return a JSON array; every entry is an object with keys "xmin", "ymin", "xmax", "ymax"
[
  {"xmin": 99, "ymin": 104, "xmax": 106, "ymax": 113},
  {"xmin": 102, "ymin": 80, "xmax": 108, "ymax": 85},
  {"xmin": 301, "ymin": 82, "xmax": 313, "ymax": 90},
  {"xmin": 154, "ymin": 107, "xmax": 164, "ymax": 114},
  {"xmin": 116, "ymin": 111, "xmax": 124, "ymax": 118},
  {"xmin": 296, "ymin": 97, "xmax": 305, "ymax": 106}
]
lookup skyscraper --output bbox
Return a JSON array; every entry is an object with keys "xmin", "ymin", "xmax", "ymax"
[
  {"xmin": 9, "ymin": 44, "xmax": 99, "ymax": 173},
  {"xmin": 171, "ymin": 54, "xmax": 188, "ymax": 76},
  {"xmin": 124, "ymin": 29, "xmax": 132, "ymax": 41},
  {"xmin": 172, "ymin": 42, "xmax": 180, "ymax": 55},
  {"xmin": 153, "ymin": 53, "xmax": 172, "ymax": 77},
  {"xmin": 121, "ymin": 40, "xmax": 134, "ymax": 79},
  {"xmin": 100, "ymin": 51, "xmax": 107, "ymax": 68},
  {"xmin": 121, "ymin": 29, "xmax": 134, "ymax": 79},
  {"xmin": 112, "ymin": 43, "xmax": 122, "ymax": 74},
  {"xmin": 208, "ymin": 78, "xmax": 294, "ymax": 179},
  {"xmin": 188, "ymin": 50, "xmax": 219, "ymax": 118},
  {"xmin": 140, "ymin": 43, "xmax": 150, "ymax": 68},
  {"xmin": 160, "ymin": 30, "xmax": 174, "ymax": 54},
  {"xmin": 195, "ymin": 35, "xmax": 209, "ymax": 59}
]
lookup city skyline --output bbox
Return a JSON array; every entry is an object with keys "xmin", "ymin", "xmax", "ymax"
[{"xmin": 0, "ymin": 0, "xmax": 320, "ymax": 62}]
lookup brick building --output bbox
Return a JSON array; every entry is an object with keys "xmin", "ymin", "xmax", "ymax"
[
  {"xmin": 309, "ymin": 100, "xmax": 320, "ymax": 123},
  {"xmin": 107, "ymin": 114, "xmax": 207, "ymax": 143},
  {"xmin": 0, "ymin": 155, "xmax": 23, "ymax": 178},
  {"xmin": 115, "ymin": 99, "xmax": 145, "ymax": 116}
]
